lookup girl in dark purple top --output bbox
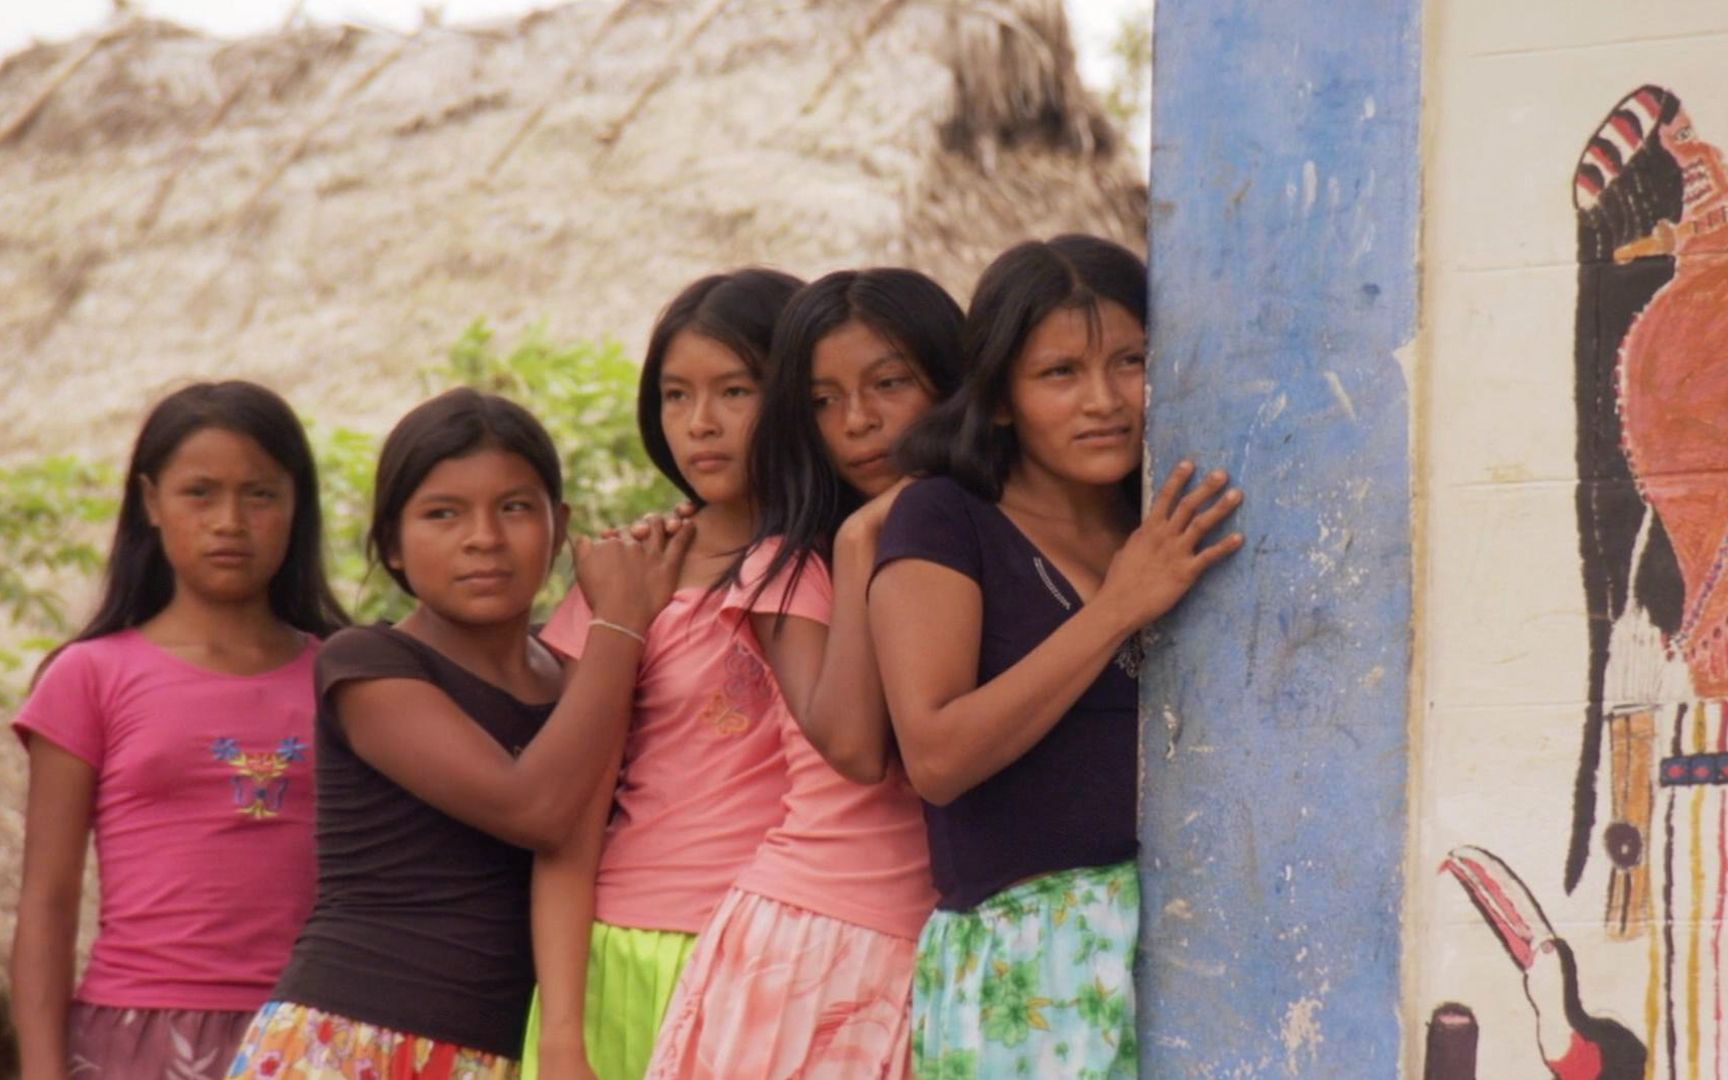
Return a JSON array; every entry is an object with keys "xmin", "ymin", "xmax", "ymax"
[{"xmin": 870, "ymin": 235, "xmax": 1243, "ymax": 1078}]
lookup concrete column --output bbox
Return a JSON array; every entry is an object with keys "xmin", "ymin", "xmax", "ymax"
[{"xmin": 1138, "ymin": 1, "xmax": 1423, "ymax": 1074}]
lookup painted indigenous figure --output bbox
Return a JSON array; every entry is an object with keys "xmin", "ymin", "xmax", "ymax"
[{"xmin": 1570, "ymin": 84, "xmax": 1728, "ymax": 1077}]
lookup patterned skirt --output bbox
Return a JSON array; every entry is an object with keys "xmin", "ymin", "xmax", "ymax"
[
  {"xmin": 911, "ymin": 860, "xmax": 1139, "ymax": 1080},
  {"xmin": 646, "ymin": 889, "xmax": 918, "ymax": 1079},
  {"xmin": 224, "ymin": 1001, "xmax": 518, "ymax": 1079},
  {"xmin": 67, "ymin": 1003, "xmax": 256, "ymax": 1079}
]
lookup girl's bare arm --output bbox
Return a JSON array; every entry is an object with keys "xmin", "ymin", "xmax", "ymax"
[
  {"xmin": 872, "ymin": 465, "xmax": 1242, "ymax": 805},
  {"xmin": 338, "ymin": 626, "xmax": 639, "ymax": 853},
  {"xmin": 10, "ymin": 739, "xmax": 95, "ymax": 1080},
  {"xmin": 529, "ymin": 753, "xmax": 618, "ymax": 1080},
  {"xmin": 754, "ymin": 527, "xmax": 892, "ymax": 784},
  {"xmin": 342, "ymin": 527, "xmax": 691, "ymax": 852},
  {"xmin": 869, "ymin": 562, "xmax": 1133, "ymax": 805}
]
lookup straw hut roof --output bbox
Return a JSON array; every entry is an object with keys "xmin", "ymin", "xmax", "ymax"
[{"xmin": 0, "ymin": 0, "xmax": 1146, "ymax": 457}]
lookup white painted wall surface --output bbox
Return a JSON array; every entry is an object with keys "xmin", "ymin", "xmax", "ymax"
[{"xmin": 1417, "ymin": 3, "xmax": 1728, "ymax": 1076}]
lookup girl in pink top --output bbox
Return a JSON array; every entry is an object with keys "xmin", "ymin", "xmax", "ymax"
[
  {"xmin": 646, "ymin": 269, "xmax": 967, "ymax": 1079},
  {"xmin": 527, "ymin": 268, "xmax": 804, "ymax": 1080},
  {"xmin": 9, "ymin": 381, "xmax": 348, "ymax": 1080}
]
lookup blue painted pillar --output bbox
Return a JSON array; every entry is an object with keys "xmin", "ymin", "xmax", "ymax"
[{"xmin": 1138, "ymin": 2, "xmax": 1421, "ymax": 1075}]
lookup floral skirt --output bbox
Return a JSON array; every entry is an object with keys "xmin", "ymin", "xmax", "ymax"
[
  {"xmin": 646, "ymin": 889, "xmax": 918, "ymax": 1079},
  {"xmin": 225, "ymin": 1001, "xmax": 517, "ymax": 1080},
  {"xmin": 912, "ymin": 860, "xmax": 1139, "ymax": 1080},
  {"xmin": 67, "ymin": 1003, "xmax": 255, "ymax": 1078}
]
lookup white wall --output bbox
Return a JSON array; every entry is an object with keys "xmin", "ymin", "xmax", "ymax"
[{"xmin": 1417, "ymin": 3, "xmax": 1728, "ymax": 1075}]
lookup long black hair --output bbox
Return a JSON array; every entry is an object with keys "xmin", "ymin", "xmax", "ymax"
[
  {"xmin": 367, "ymin": 387, "xmax": 564, "ymax": 597},
  {"xmin": 894, "ymin": 235, "xmax": 1148, "ymax": 503},
  {"xmin": 745, "ymin": 267, "xmax": 965, "ymax": 619},
  {"xmin": 636, "ymin": 268, "xmax": 804, "ymax": 502},
  {"xmin": 50, "ymin": 381, "xmax": 348, "ymax": 664}
]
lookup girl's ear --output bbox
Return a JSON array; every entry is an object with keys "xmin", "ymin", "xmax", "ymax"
[
  {"xmin": 551, "ymin": 502, "xmax": 572, "ymax": 564},
  {"xmin": 139, "ymin": 474, "xmax": 162, "ymax": 528}
]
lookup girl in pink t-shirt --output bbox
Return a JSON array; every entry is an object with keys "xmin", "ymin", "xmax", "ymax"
[
  {"xmin": 10, "ymin": 381, "xmax": 349, "ymax": 1080},
  {"xmin": 526, "ymin": 268, "xmax": 804, "ymax": 1080},
  {"xmin": 645, "ymin": 269, "xmax": 966, "ymax": 1078}
]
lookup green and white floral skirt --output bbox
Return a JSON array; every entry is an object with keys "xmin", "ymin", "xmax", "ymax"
[{"xmin": 911, "ymin": 860, "xmax": 1138, "ymax": 1080}]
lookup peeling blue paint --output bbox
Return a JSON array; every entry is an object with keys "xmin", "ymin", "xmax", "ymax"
[{"xmin": 1138, "ymin": 1, "xmax": 1419, "ymax": 1076}]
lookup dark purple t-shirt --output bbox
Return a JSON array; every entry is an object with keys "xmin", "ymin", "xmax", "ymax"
[
  {"xmin": 874, "ymin": 476, "xmax": 1138, "ymax": 912},
  {"xmin": 273, "ymin": 625, "xmax": 553, "ymax": 1057}
]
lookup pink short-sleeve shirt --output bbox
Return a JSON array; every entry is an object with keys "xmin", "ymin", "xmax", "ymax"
[
  {"xmin": 724, "ymin": 543, "xmax": 937, "ymax": 940},
  {"xmin": 541, "ymin": 582, "xmax": 795, "ymax": 934},
  {"xmin": 12, "ymin": 629, "xmax": 318, "ymax": 1010}
]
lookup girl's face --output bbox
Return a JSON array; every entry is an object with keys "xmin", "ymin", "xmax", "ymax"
[
  {"xmin": 660, "ymin": 331, "xmax": 761, "ymax": 507},
  {"xmin": 142, "ymin": 427, "xmax": 295, "ymax": 608},
  {"xmin": 390, "ymin": 447, "xmax": 563, "ymax": 627},
  {"xmin": 810, "ymin": 320, "xmax": 937, "ymax": 497},
  {"xmin": 1003, "ymin": 301, "xmax": 1147, "ymax": 490}
]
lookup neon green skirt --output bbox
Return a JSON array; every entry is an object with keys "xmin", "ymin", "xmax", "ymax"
[{"xmin": 521, "ymin": 921, "xmax": 697, "ymax": 1080}]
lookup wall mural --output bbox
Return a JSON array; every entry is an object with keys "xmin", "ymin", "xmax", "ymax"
[{"xmin": 1434, "ymin": 83, "xmax": 1728, "ymax": 1080}]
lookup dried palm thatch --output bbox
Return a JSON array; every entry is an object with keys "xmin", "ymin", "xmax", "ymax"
[{"xmin": 0, "ymin": 0, "xmax": 1144, "ymax": 459}]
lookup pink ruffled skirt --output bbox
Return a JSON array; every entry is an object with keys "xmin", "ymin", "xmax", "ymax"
[{"xmin": 646, "ymin": 888, "xmax": 917, "ymax": 1080}]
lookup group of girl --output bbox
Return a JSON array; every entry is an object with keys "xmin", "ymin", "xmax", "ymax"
[{"xmin": 8, "ymin": 233, "xmax": 1242, "ymax": 1080}]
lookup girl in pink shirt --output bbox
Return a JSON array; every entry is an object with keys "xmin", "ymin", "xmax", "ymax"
[
  {"xmin": 646, "ymin": 268, "xmax": 966, "ymax": 1079},
  {"xmin": 9, "ymin": 381, "xmax": 348, "ymax": 1080},
  {"xmin": 526, "ymin": 268, "xmax": 804, "ymax": 1080}
]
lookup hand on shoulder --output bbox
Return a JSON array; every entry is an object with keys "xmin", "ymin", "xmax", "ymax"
[
  {"xmin": 837, "ymin": 476, "xmax": 915, "ymax": 555},
  {"xmin": 574, "ymin": 516, "xmax": 697, "ymax": 635}
]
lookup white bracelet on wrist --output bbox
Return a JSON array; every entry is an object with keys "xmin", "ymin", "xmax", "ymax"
[{"xmin": 590, "ymin": 617, "xmax": 647, "ymax": 645}]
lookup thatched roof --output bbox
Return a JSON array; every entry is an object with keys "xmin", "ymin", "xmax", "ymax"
[{"xmin": 0, "ymin": 0, "xmax": 1146, "ymax": 457}]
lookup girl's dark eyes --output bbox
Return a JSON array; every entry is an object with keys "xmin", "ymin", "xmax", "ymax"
[
  {"xmin": 1040, "ymin": 364, "xmax": 1076, "ymax": 378},
  {"xmin": 877, "ymin": 375, "xmax": 914, "ymax": 391},
  {"xmin": 812, "ymin": 395, "xmax": 837, "ymax": 410},
  {"xmin": 722, "ymin": 384, "xmax": 756, "ymax": 398}
]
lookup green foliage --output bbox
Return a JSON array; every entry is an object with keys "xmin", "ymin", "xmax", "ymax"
[
  {"xmin": 0, "ymin": 321, "xmax": 675, "ymax": 703},
  {"xmin": 1100, "ymin": 4, "xmax": 1152, "ymax": 144},
  {"xmin": 0, "ymin": 457, "xmax": 119, "ymax": 706},
  {"xmin": 306, "ymin": 419, "xmax": 405, "ymax": 625},
  {"xmin": 439, "ymin": 321, "xmax": 676, "ymax": 542},
  {"xmin": 321, "ymin": 320, "xmax": 678, "ymax": 621}
]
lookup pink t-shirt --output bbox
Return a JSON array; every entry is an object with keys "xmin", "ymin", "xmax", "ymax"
[
  {"xmin": 541, "ymin": 580, "xmax": 797, "ymax": 935},
  {"xmin": 11, "ymin": 629, "xmax": 318, "ymax": 1010},
  {"xmin": 725, "ymin": 543, "xmax": 938, "ymax": 941}
]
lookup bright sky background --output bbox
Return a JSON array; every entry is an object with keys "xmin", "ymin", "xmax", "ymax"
[{"xmin": 0, "ymin": 0, "xmax": 1147, "ymax": 91}]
